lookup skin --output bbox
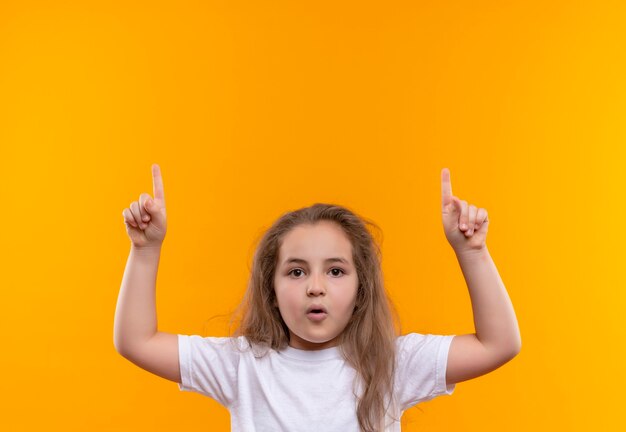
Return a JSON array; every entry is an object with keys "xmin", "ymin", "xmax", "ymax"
[{"xmin": 273, "ymin": 220, "xmax": 359, "ymax": 350}]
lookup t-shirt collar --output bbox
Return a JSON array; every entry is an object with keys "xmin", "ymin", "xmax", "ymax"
[{"xmin": 279, "ymin": 344, "xmax": 342, "ymax": 361}]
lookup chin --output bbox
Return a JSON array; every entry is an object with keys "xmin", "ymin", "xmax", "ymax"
[
  {"xmin": 301, "ymin": 333, "xmax": 340, "ymax": 346},
  {"xmin": 300, "ymin": 335, "xmax": 330, "ymax": 344}
]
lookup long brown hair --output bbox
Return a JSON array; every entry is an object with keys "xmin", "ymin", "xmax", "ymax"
[{"xmin": 227, "ymin": 203, "xmax": 402, "ymax": 431}]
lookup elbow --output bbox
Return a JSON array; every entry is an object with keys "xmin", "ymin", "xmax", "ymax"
[
  {"xmin": 508, "ymin": 336, "xmax": 522, "ymax": 358},
  {"xmin": 114, "ymin": 333, "xmax": 157, "ymax": 359},
  {"xmin": 498, "ymin": 336, "xmax": 522, "ymax": 361},
  {"xmin": 113, "ymin": 334, "xmax": 132, "ymax": 358},
  {"xmin": 115, "ymin": 342, "xmax": 135, "ymax": 360},
  {"xmin": 113, "ymin": 338, "xmax": 126, "ymax": 357},
  {"xmin": 498, "ymin": 345, "xmax": 520, "ymax": 365}
]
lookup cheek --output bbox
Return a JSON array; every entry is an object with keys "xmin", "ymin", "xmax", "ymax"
[
  {"xmin": 342, "ymin": 293, "xmax": 357, "ymax": 312},
  {"xmin": 341, "ymin": 285, "xmax": 358, "ymax": 311},
  {"xmin": 275, "ymin": 287, "xmax": 299, "ymax": 313}
]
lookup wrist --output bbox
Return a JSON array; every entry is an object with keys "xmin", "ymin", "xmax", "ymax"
[
  {"xmin": 455, "ymin": 245, "xmax": 489, "ymax": 262},
  {"xmin": 130, "ymin": 244, "xmax": 162, "ymax": 256}
]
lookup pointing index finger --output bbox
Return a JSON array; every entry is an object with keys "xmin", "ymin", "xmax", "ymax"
[
  {"xmin": 152, "ymin": 163, "xmax": 165, "ymax": 205},
  {"xmin": 441, "ymin": 167, "xmax": 453, "ymax": 208}
]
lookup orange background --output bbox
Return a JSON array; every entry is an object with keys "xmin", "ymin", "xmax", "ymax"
[{"xmin": 1, "ymin": 1, "xmax": 624, "ymax": 430}]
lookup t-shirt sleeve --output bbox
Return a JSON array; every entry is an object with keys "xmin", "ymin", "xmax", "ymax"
[
  {"xmin": 394, "ymin": 332, "xmax": 456, "ymax": 411},
  {"xmin": 177, "ymin": 334, "xmax": 240, "ymax": 408}
]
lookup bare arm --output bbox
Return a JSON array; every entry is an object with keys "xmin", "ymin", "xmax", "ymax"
[
  {"xmin": 456, "ymin": 247, "xmax": 521, "ymax": 354},
  {"xmin": 113, "ymin": 245, "xmax": 161, "ymax": 354},
  {"xmin": 114, "ymin": 164, "xmax": 180, "ymax": 383},
  {"xmin": 440, "ymin": 168, "xmax": 521, "ymax": 386},
  {"xmin": 445, "ymin": 248, "xmax": 521, "ymax": 385}
]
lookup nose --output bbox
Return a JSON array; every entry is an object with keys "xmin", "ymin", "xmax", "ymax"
[{"xmin": 306, "ymin": 273, "xmax": 326, "ymax": 296}]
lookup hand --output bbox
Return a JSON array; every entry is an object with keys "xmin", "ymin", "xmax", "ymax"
[
  {"xmin": 441, "ymin": 168, "xmax": 489, "ymax": 255},
  {"xmin": 122, "ymin": 164, "xmax": 167, "ymax": 248}
]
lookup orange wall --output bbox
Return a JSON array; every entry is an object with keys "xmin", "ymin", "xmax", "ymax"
[{"xmin": 1, "ymin": 1, "xmax": 624, "ymax": 430}]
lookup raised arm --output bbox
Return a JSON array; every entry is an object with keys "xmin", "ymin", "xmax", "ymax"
[
  {"xmin": 114, "ymin": 164, "xmax": 180, "ymax": 383},
  {"xmin": 440, "ymin": 168, "xmax": 521, "ymax": 385}
]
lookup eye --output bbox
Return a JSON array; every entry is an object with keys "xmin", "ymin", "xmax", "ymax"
[
  {"xmin": 330, "ymin": 268, "xmax": 345, "ymax": 277},
  {"xmin": 287, "ymin": 268, "xmax": 346, "ymax": 278},
  {"xmin": 288, "ymin": 268, "xmax": 304, "ymax": 278}
]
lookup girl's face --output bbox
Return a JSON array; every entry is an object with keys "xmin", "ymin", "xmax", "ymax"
[{"xmin": 274, "ymin": 221, "xmax": 359, "ymax": 350}]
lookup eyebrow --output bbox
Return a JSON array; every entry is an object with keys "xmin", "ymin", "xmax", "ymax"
[{"xmin": 282, "ymin": 257, "xmax": 350, "ymax": 267}]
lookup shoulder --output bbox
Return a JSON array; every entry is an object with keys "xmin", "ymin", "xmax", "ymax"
[
  {"xmin": 182, "ymin": 334, "xmax": 282, "ymax": 359},
  {"xmin": 392, "ymin": 332, "xmax": 457, "ymax": 409},
  {"xmin": 396, "ymin": 332, "xmax": 454, "ymax": 344},
  {"xmin": 180, "ymin": 334, "xmax": 250, "ymax": 355},
  {"xmin": 396, "ymin": 331, "xmax": 444, "ymax": 346},
  {"xmin": 395, "ymin": 332, "xmax": 455, "ymax": 359}
]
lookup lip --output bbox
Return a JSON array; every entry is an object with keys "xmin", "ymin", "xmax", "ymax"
[
  {"xmin": 306, "ymin": 304, "xmax": 328, "ymax": 314},
  {"xmin": 306, "ymin": 312, "xmax": 328, "ymax": 322}
]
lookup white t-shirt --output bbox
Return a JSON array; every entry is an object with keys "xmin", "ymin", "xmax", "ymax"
[{"xmin": 177, "ymin": 332, "xmax": 456, "ymax": 432}]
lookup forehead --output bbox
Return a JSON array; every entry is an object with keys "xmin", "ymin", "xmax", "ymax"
[{"xmin": 279, "ymin": 221, "xmax": 353, "ymax": 264}]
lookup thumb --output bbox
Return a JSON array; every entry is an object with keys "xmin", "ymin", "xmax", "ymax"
[
  {"xmin": 144, "ymin": 198, "xmax": 167, "ymax": 226},
  {"xmin": 145, "ymin": 198, "xmax": 162, "ymax": 216},
  {"xmin": 444, "ymin": 196, "xmax": 461, "ymax": 216},
  {"xmin": 145, "ymin": 198, "xmax": 154, "ymax": 211},
  {"xmin": 451, "ymin": 196, "xmax": 462, "ymax": 215}
]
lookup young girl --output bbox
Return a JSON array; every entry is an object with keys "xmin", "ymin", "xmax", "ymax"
[{"xmin": 114, "ymin": 164, "xmax": 521, "ymax": 432}]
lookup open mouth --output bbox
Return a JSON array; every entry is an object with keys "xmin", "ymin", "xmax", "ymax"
[{"xmin": 306, "ymin": 304, "xmax": 328, "ymax": 314}]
